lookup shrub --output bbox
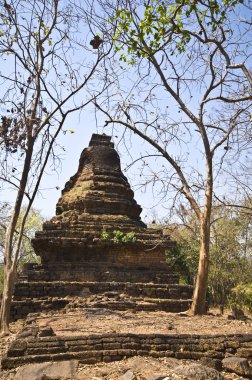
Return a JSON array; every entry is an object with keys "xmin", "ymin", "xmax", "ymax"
[
  {"xmin": 230, "ymin": 283, "xmax": 252, "ymax": 313},
  {"xmin": 101, "ymin": 229, "xmax": 136, "ymax": 244}
]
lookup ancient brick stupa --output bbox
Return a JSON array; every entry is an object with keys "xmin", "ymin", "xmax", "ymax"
[{"xmin": 12, "ymin": 134, "xmax": 193, "ymax": 319}]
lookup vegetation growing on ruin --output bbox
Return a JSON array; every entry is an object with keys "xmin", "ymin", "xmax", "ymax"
[{"xmin": 101, "ymin": 229, "xmax": 136, "ymax": 244}]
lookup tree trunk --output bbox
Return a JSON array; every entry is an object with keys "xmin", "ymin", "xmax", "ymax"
[
  {"xmin": 0, "ymin": 139, "xmax": 34, "ymax": 334},
  {"xmin": 0, "ymin": 265, "xmax": 16, "ymax": 335},
  {"xmin": 190, "ymin": 213, "xmax": 211, "ymax": 315}
]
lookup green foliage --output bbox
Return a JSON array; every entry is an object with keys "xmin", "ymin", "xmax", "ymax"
[
  {"xmin": 101, "ymin": 229, "xmax": 136, "ymax": 244},
  {"xmin": 101, "ymin": 229, "xmax": 110, "ymax": 241},
  {"xmin": 231, "ymin": 284, "xmax": 252, "ymax": 312},
  {"xmin": 0, "ymin": 204, "xmax": 44, "ymax": 265},
  {"xmin": 112, "ymin": 230, "xmax": 136, "ymax": 244},
  {"xmin": 207, "ymin": 210, "xmax": 252, "ymax": 308},
  {"xmin": 166, "ymin": 226, "xmax": 199, "ymax": 285},
  {"xmin": 17, "ymin": 208, "xmax": 44, "ymax": 265},
  {"xmin": 166, "ymin": 202, "xmax": 252, "ymax": 309},
  {"xmin": 112, "ymin": 0, "xmax": 244, "ymax": 63},
  {"xmin": 112, "ymin": 230, "xmax": 125, "ymax": 243}
]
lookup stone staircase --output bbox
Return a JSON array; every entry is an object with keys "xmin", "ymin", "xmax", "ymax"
[{"xmin": 11, "ymin": 273, "xmax": 193, "ymax": 320}]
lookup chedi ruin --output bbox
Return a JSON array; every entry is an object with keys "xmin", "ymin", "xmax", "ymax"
[{"xmin": 11, "ymin": 133, "xmax": 193, "ymax": 319}]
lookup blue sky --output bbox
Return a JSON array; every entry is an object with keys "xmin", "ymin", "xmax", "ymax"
[
  {"xmin": 1, "ymin": 0, "xmax": 251, "ymax": 227},
  {"xmin": 0, "ymin": 102, "xmax": 165, "ymax": 222}
]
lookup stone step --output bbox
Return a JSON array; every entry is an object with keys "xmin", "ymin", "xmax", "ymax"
[
  {"xmin": 10, "ymin": 295, "xmax": 192, "ymax": 321},
  {"xmin": 10, "ymin": 298, "xmax": 69, "ymax": 320},
  {"xmin": 80, "ymin": 298, "xmax": 193, "ymax": 313},
  {"xmin": 14, "ymin": 281, "xmax": 193, "ymax": 300},
  {"xmin": 22, "ymin": 266, "xmax": 179, "ymax": 283},
  {"xmin": 2, "ymin": 328, "xmax": 252, "ymax": 370},
  {"xmin": 43, "ymin": 221, "xmax": 145, "ymax": 230},
  {"xmin": 33, "ymin": 238, "xmax": 174, "ymax": 253},
  {"xmin": 37, "ymin": 226, "xmax": 167, "ymax": 238},
  {"xmin": 18, "ymin": 274, "xmax": 28, "ymax": 281},
  {"xmin": 39, "ymin": 221, "xmax": 169, "ymax": 238},
  {"xmin": 34, "ymin": 231, "xmax": 171, "ymax": 246}
]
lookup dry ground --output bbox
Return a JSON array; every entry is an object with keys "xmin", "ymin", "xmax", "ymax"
[
  {"xmin": 34, "ymin": 308, "xmax": 252, "ymax": 337},
  {"xmin": 0, "ymin": 308, "xmax": 251, "ymax": 380}
]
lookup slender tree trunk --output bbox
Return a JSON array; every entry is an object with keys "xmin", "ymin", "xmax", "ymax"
[
  {"xmin": 190, "ymin": 213, "xmax": 211, "ymax": 314},
  {"xmin": 0, "ymin": 264, "xmax": 16, "ymax": 335},
  {"xmin": 0, "ymin": 141, "xmax": 33, "ymax": 334}
]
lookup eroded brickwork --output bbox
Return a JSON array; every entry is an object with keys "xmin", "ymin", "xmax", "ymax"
[
  {"xmin": 11, "ymin": 134, "xmax": 193, "ymax": 319},
  {"xmin": 2, "ymin": 317, "xmax": 252, "ymax": 370}
]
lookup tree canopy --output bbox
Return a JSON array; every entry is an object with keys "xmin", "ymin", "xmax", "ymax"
[{"xmin": 86, "ymin": 0, "xmax": 252, "ymax": 314}]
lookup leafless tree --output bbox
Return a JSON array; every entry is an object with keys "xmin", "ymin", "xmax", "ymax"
[
  {"xmin": 0, "ymin": 0, "xmax": 112, "ymax": 334},
  {"xmin": 84, "ymin": 0, "xmax": 252, "ymax": 314}
]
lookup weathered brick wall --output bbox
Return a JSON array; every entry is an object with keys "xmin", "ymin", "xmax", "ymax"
[
  {"xmin": 14, "ymin": 282, "xmax": 192, "ymax": 299},
  {"xmin": 23, "ymin": 265, "xmax": 179, "ymax": 282},
  {"xmin": 10, "ymin": 296, "xmax": 192, "ymax": 321},
  {"xmin": 2, "ymin": 325, "xmax": 252, "ymax": 370}
]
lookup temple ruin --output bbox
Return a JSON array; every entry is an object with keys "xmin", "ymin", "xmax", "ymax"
[
  {"xmin": 11, "ymin": 133, "xmax": 193, "ymax": 319},
  {"xmin": 3, "ymin": 134, "xmax": 252, "ymax": 374}
]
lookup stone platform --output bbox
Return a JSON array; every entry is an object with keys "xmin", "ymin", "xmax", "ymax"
[
  {"xmin": 11, "ymin": 280, "xmax": 193, "ymax": 320},
  {"xmin": 11, "ymin": 276, "xmax": 193, "ymax": 320},
  {"xmin": 2, "ymin": 311, "xmax": 252, "ymax": 370}
]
